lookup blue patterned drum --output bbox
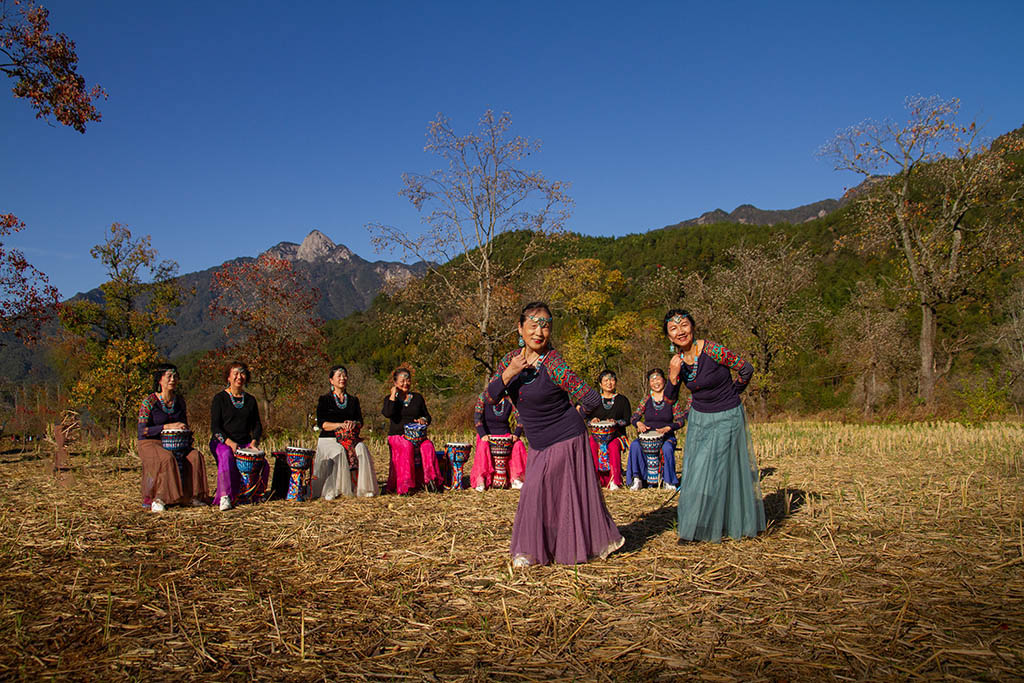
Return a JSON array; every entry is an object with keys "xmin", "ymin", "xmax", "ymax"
[
  {"xmin": 234, "ymin": 447, "xmax": 266, "ymax": 502},
  {"xmin": 403, "ymin": 422, "xmax": 427, "ymax": 446},
  {"xmin": 589, "ymin": 420, "xmax": 617, "ymax": 472},
  {"xmin": 638, "ymin": 431, "xmax": 663, "ymax": 487},
  {"xmin": 445, "ymin": 442, "xmax": 471, "ymax": 490},
  {"xmin": 160, "ymin": 428, "xmax": 192, "ymax": 452},
  {"xmin": 285, "ymin": 446, "xmax": 315, "ymax": 501}
]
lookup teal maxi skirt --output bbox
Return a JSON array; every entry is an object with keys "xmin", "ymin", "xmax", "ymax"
[{"xmin": 677, "ymin": 404, "xmax": 766, "ymax": 542}]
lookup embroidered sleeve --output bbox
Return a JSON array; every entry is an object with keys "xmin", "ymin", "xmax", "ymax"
[
  {"xmin": 616, "ymin": 396, "xmax": 631, "ymax": 426},
  {"xmin": 474, "ymin": 392, "xmax": 487, "ymax": 436},
  {"xmin": 541, "ymin": 349, "xmax": 600, "ymax": 410},
  {"xmin": 630, "ymin": 397, "xmax": 649, "ymax": 426},
  {"xmin": 510, "ymin": 402, "xmax": 524, "ymax": 437},
  {"xmin": 487, "ymin": 350, "xmax": 519, "ymax": 403},
  {"xmin": 137, "ymin": 395, "xmax": 159, "ymax": 439},
  {"xmin": 705, "ymin": 342, "xmax": 745, "ymax": 377},
  {"xmin": 671, "ymin": 397, "xmax": 689, "ymax": 430}
]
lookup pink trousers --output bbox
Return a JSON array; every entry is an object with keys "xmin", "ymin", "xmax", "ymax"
[
  {"xmin": 386, "ymin": 435, "xmax": 441, "ymax": 494},
  {"xmin": 470, "ymin": 434, "xmax": 528, "ymax": 489},
  {"xmin": 588, "ymin": 435, "xmax": 625, "ymax": 488}
]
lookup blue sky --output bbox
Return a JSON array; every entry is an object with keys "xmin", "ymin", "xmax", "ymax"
[{"xmin": 3, "ymin": 0, "xmax": 1022, "ymax": 297}]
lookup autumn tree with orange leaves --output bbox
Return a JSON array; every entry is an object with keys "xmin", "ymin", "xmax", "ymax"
[
  {"xmin": 208, "ymin": 255, "xmax": 326, "ymax": 426},
  {"xmin": 0, "ymin": 213, "xmax": 59, "ymax": 345}
]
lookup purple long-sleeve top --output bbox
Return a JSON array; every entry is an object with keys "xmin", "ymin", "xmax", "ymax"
[
  {"xmin": 473, "ymin": 393, "xmax": 524, "ymax": 437},
  {"xmin": 665, "ymin": 341, "xmax": 753, "ymax": 413},
  {"xmin": 630, "ymin": 395, "xmax": 686, "ymax": 437},
  {"xmin": 137, "ymin": 393, "xmax": 188, "ymax": 440},
  {"xmin": 487, "ymin": 348, "xmax": 601, "ymax": 451}
]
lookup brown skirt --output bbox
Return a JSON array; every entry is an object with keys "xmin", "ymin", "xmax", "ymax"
[{"xmin": 137, "ymin": 439, "xmax": 209, "ymax": 506}]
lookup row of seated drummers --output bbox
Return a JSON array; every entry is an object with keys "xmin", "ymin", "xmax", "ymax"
[{"xmin": 137, "ymin": 361, "xmax": 685, "ymax": 513}]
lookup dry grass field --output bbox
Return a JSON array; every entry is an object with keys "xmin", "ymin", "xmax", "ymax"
[{"xmin": 1, "ymin": 422, "xmax": 1023, "ymax": 681}]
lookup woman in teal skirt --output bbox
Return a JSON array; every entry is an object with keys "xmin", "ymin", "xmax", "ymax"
[{"xmin": 664, "ymin": 309, "xmax": 766, "ymax": 543}]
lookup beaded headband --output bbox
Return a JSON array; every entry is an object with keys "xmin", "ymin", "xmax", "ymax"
[
  {"xmin": 526, "ymin": 313, "xmax": 552, "ymax": 328},
  {"xmin": 669, "ymin": 314, "xmax": 687, "ymax": 325}
]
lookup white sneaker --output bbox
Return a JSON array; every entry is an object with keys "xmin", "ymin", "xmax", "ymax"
[
  {"xmin": 219, "ymin": 496, "xmax": 232, "ymax": 511},
  {"xmin": 324, "ymin": 494, "xmax": 336, "ymax": 502},
  {"xmin": 150, "ymin": 499, "xmax": 165, "ymax": 513},
  {"xmin": 475, "ymin": 484, "xmax": 485, "ymax": 492},
  {"xmin": 511, "ymin": 480, "xmax": 523, "ymax": 490},
  {"xmin": 608, "ymin": 482, "xmax": 619, "ymax": 491},
  {"xmin": 663, "ymin": 483, "xmax": 678, "ymax": 491},
  {"xmin": 190, "ymin": 498, "xmax": 205, "ymax": 507},
  {"xmin": 630, "ymin": 478, "xmax": 642, "ymax": 491},
  {"xmin": 512, "ymin": 556, "xmax": 530, "ymax": 568}
]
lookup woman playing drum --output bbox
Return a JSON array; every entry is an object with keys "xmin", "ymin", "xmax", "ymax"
[
  {"xmin": 664, "ymin": 309, "xmax": 765, "ymax": 542},
  {"xmin": 626, "ymin": 368, "xmax": 684, "ymax": 490},
  {"xmin": 489, "ymin": 302, "xmax": 623, "ymax": 566},
  {"xmin": 587, "ymin": 369, "xmax": 630, "ymax": 490},
  {"xmin": 312, "ymin": 365, "xmax": 377, "ymax": 499},
  {"xmin": 209, "ymin": 361, "xmax": 265, "ymax": 511},
  {"xmin": 382, "ymin": 367, "xmax": 442, "ymax": 494},
  {"xmin": 470, "ymin": 390, "xmax": 527, "ymax": 491},
  {"xmin": 136, "ymin": 363, "xmax": 208, "ymax": 511}
]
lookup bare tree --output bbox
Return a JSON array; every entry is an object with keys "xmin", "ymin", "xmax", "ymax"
[
  {"xmin": 369, "ymin": 110, "xmax": 573, "ymax": 379},
  {"xmin": 821, "ymin": 96, "xmax": 1024, "ymax": 403}
]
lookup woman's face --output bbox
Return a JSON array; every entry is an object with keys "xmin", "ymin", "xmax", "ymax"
[
  {"xmin": 649, "ymin": 373, "xmax": 666, "ymax": 393},
  {"xmin": 518, "ymin": 310, "xmax": 552, "ymax": 353},
  {"xmin": 666, "ymin": 316, "xmax": 694, "ymax": 349},
  {"xmin": 159, "ymin": 369, "xmax": 178, "ymax": 394},
  {"xmin": 228, "ymin": 367, "xmax": 247, "ymax": 389},
  {"xmin": 600, "ymin": 375, "xmax": 617, "ymax": 394},
  {"xmin": 394, "ymin": 372, "xmax": 412, "ymax": 393},
  {"xmin": 330, "ymin": 369, "xmax": 348, "ymax": 393}
]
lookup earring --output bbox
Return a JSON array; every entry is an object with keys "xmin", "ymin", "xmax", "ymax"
[
  {"xmin": 669, "ymin": 343, "xmax": 676, "ymax": 353},
  {"xmin": 518, "ymin": 336, "xmax": 525, "ymax": 348}
]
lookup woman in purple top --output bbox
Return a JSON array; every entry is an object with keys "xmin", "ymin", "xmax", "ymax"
[
  {"xmin": 469, "ymin": 391, "xmax": 528, "ymax": 491},
  {"xmin": 136, "ymin": 363, "xmax": 208, "ymax": 511},
  {"xmin": 625, "ymin": 368, "xmax": 686, "ymax": 490},
  {"xmin": 488, "ymin": 302, "xmax": 623, "ymax": 567},
  {"xmin": 664, "ymin": 309, "xmax": 765, "ymax": 542},
  {"xmin": 382, "ymin": 367, "xmax": 442, "ymax": 494}
]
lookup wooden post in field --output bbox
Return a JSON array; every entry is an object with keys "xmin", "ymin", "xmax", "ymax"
[{"xmin": 51, "ymin": 410, "xmax": 79, "ymax": 488}]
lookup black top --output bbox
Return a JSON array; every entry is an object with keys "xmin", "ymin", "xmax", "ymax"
[
  {"xmin": 589, "ymin": 394, "xmax": 632, "ymax": 439},
  {"xmin": 210, "ymin": 391, "xmax": 263, "ymax": 445},
  {"xmin": 381, "ymin": 392, "xmax": 431, "ymax": 436},
  {"xmin": 315, "ymin": 392, "xmax": 363, "ymax": 432}
]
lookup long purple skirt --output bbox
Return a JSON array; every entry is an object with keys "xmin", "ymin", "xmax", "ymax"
[{"xmin": 510, "ymin": 432, "xmax": 624, "ymax": 566}]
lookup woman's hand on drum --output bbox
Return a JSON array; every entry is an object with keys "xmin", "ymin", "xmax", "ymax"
[
  {"xmin": 415, "ymin": 417, "xmax": 428, "ymax": 425},
  {"xmin": 656, "ymin": 426, "xmax": 671, "ymax": 435},
  {"xmin": 482, "ymin": 435, "xmax": 490, "ymax": 442},
  {"xmin": 162, "ymin": 422, "xmax": 187, "ymax": 431},
  {"xmin": 225, "ymin": 438, "xmax": 238, "ymax": 453},
  {"xmin": 636, "ymin": 422, "xmax": 649, "ymax": 433}
]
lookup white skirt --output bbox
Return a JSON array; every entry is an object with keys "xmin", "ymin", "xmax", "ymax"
[{"xmin": 312, "ymin": 437, "xmax": 377, "ymax": 499}]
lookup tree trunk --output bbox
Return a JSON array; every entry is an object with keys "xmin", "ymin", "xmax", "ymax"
[{"xmin": 919, "ymin": 303, "xmax": 937, "ymax": 403}]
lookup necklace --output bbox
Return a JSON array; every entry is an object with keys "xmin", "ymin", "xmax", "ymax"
[
  {"xmin": 227, "ymin": 391, "xmax": 245, "ymax": 410},
  {"xmin": 157, "ymin": 393, "xmax": 176, "ymax": 414},
  {"xmin": 402, "ymin": 393, "xmax": 413, "ymax": 407},
  {"xmin": 682, "ymin": 352, "xmax": 699, "ymax": 383},
  {"xmin": 602, "ymin": 394, "xmax": 617, "ymax": 410},
  {"xmin": 520, "ymin": 352, "xmax": 547, "ymax": 385},
  {"xmin": 651, "ymin": 394, "xmax": 666, "ymax": 410},
  {"xmin": 333, "ymin": 392, "xmax": 348, "ymax": 410},
  {"xmin": 492, "ymin": 398, "xmax": 507, "ymax": 417}
]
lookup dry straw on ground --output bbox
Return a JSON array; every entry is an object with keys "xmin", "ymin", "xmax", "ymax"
[{"xmin": 1, "ymin": 422, "xmax": 1023, "ymax": 680}]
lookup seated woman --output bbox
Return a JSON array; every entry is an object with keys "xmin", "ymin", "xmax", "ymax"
[
  {"xmin": 137, "ymin": 363, "xmax": 208, "ymax": 512},
  {"xmin": 209, "ymin": 361, "xmax": 266, "ymax": 511},
  {"xmin": 312, "ymin": 365, "xmax": 377, "ymax": 499},
  {"xmin": 626, "ymin": 368, "xmax": 684, "ymax": 490},
  {"xmin": 587, "ymin": 369, "xmax": 631, "ymax": 490},
  {"xmin": 382, "ymin": 367, "xmax": 441, "ymax": 494},
  {"xmin": 469, "ymin": 389, "xmax": 527, "ymax": 491}
]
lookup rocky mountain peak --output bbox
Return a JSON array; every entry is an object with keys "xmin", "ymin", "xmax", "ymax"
[{"xmin": 296, "ymin": 230, "xmax": 337, "ymax": 262}]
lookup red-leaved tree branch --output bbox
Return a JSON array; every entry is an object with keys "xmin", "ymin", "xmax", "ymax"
[{"xmin": 0, "ymin": 212, "xmax": 59, "ymax": 345}]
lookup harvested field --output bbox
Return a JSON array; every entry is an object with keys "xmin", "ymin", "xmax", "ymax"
[{"xmin": 1, "ymin": 422, "xmax": 1023, "ymax": 680}]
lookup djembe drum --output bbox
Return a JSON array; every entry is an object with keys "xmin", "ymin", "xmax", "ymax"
[
  {"xmin": 336, "ymin": 423, "xmax": 362, "ymax": 490},
  {"xmin": 234, "ymin": 447, "xmax": 267, "ymax": 502},
  {"xmin": 489, "ymin": 435, "xmax": 514, "ymax": 489},
  {"xmin": 445, "ymin": 442, "xmax": 471, "ymax": 490},
  {"xmin": 637, "ymin": 431, "xmax": 664, "ymax": 487},
  {"xmin": 285, "ymin": 446, "xmax": 315, "ymax": 501},
  {"xmin": 403, "ymin": 423, "xmax": 428, "ymax": 486},
  {"xmin": 589, "ymin": 420, "xmax": 617, "ymax": 472},
  {"xmin": 160, "ymin": 428, "xmax": 192, "ymax": 483}
]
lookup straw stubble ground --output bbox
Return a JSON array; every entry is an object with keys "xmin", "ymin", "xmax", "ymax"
[{"xmin": 1, "ymin": 422, "xmax": 1023, "ymax": 680}]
